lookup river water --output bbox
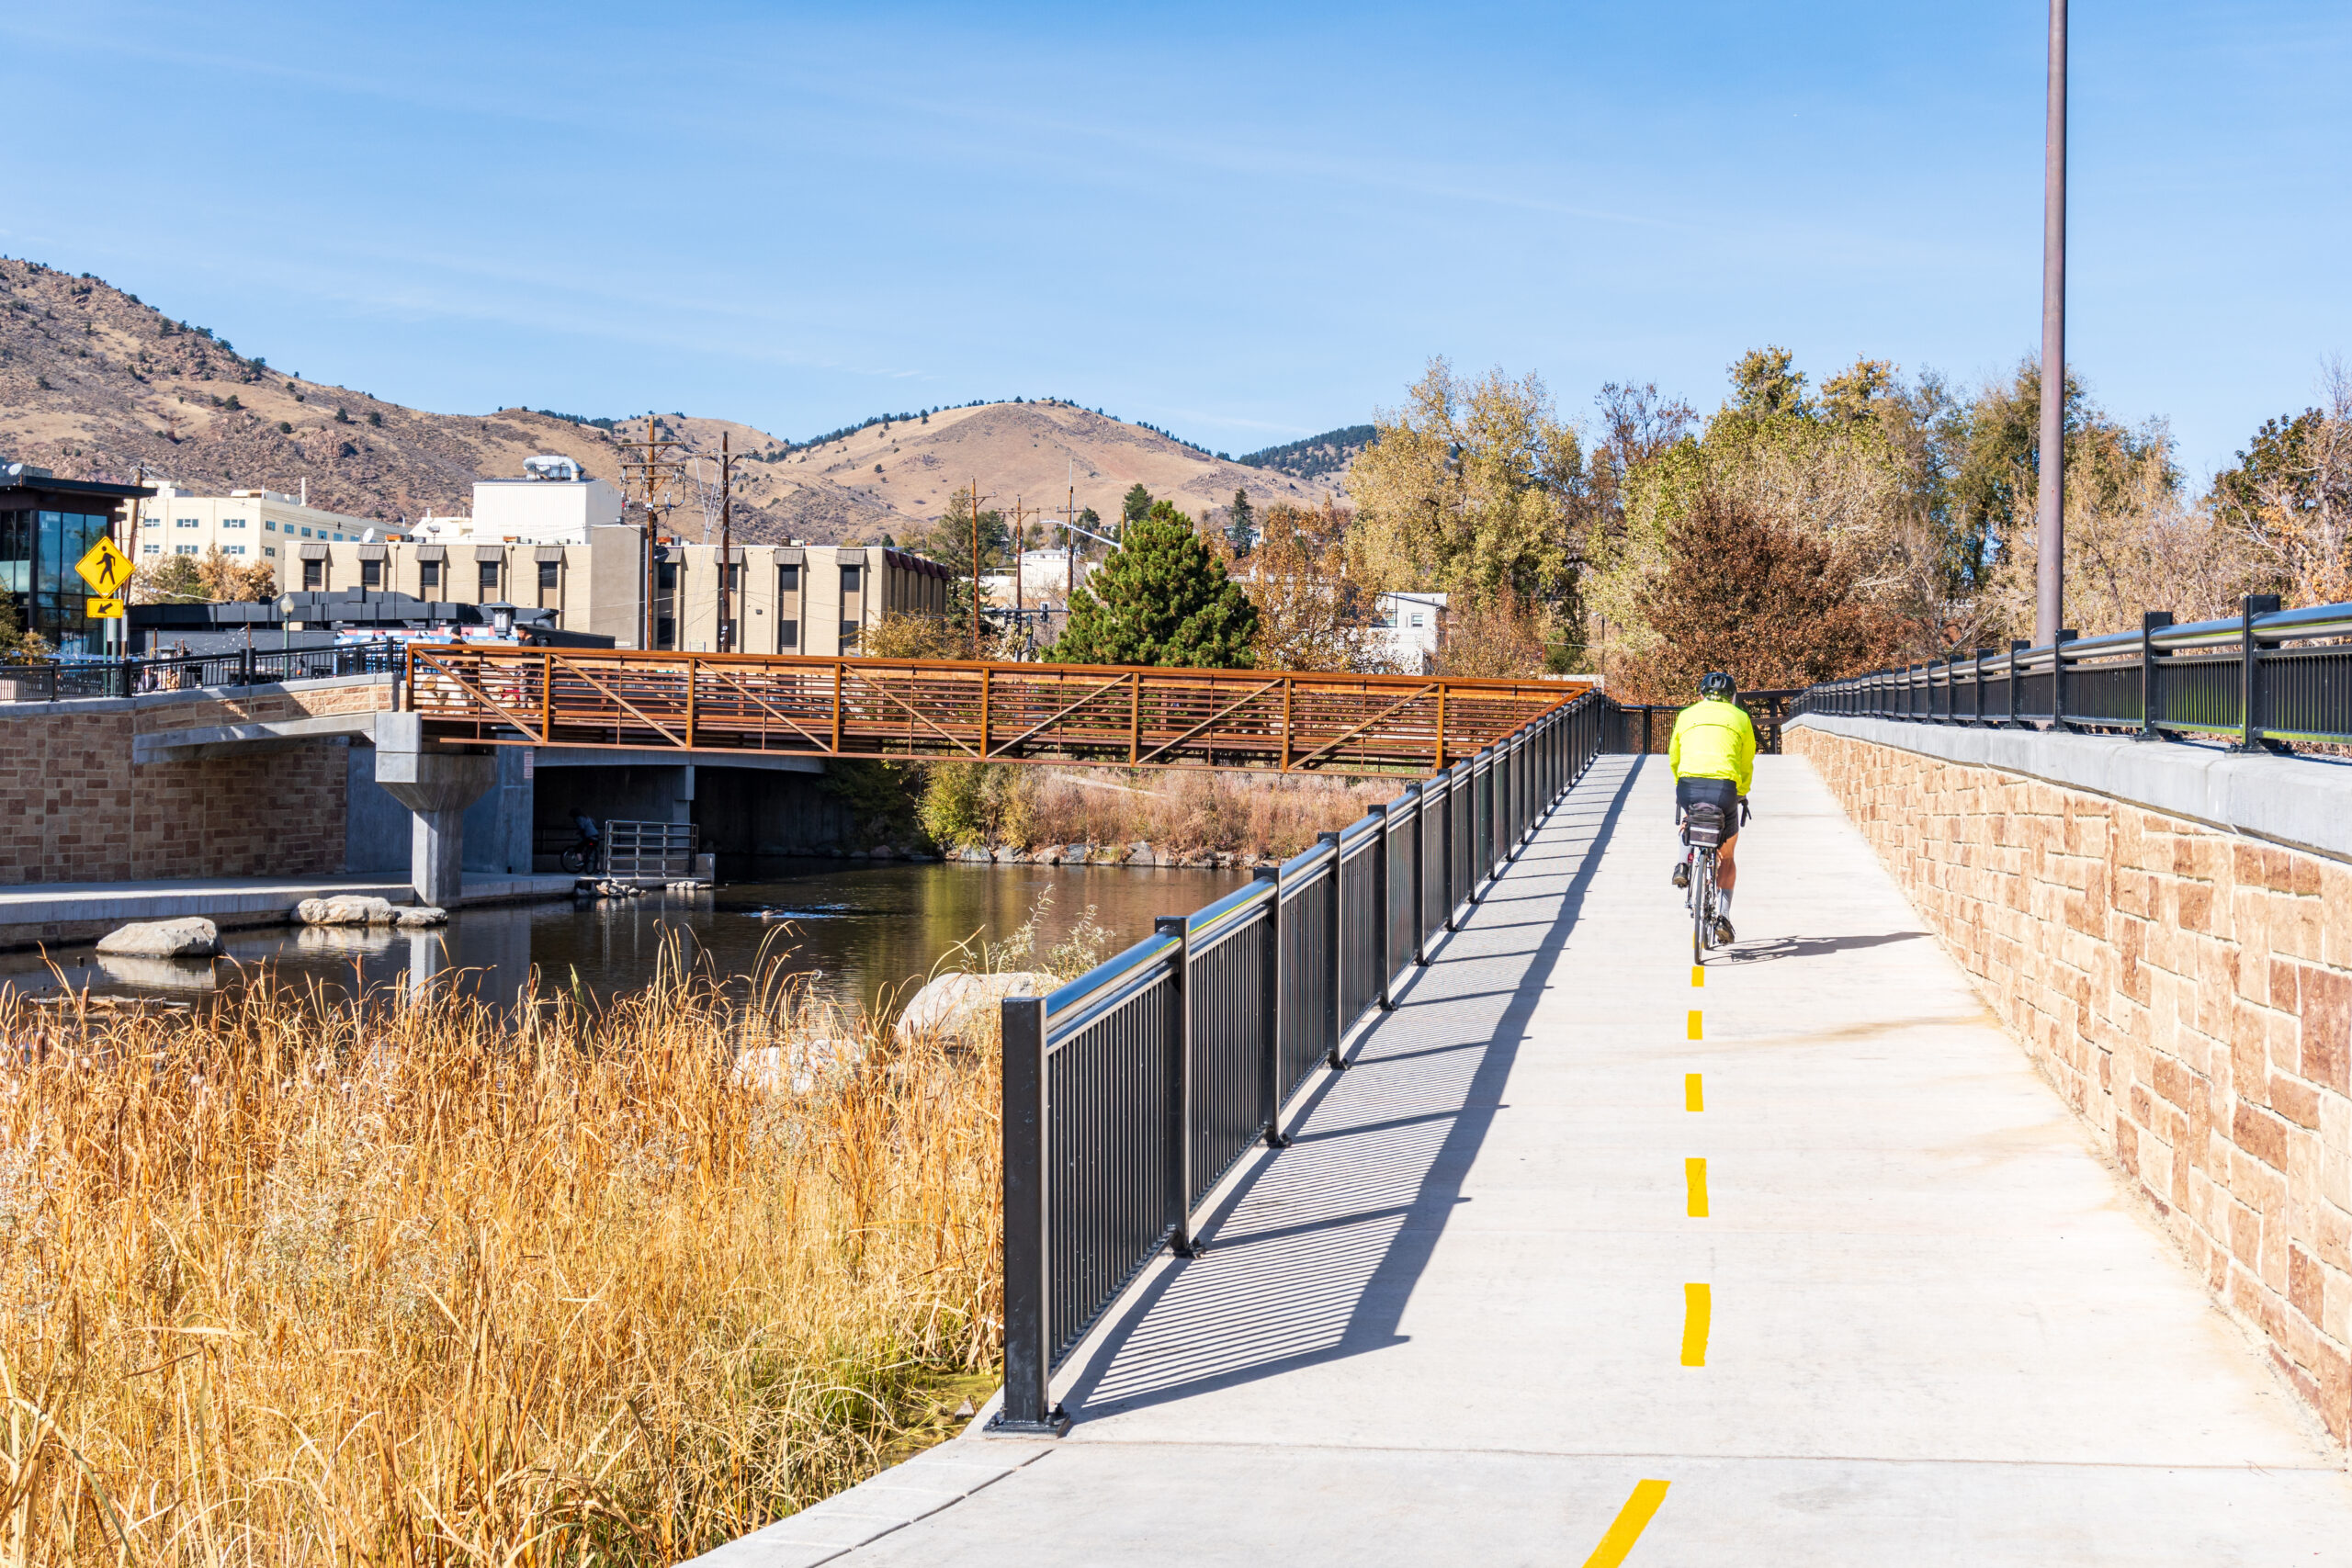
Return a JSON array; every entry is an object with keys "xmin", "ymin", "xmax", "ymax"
[{"xmin": 2, "ymin": 861, "xmax": 1245, "ymax": 1017}]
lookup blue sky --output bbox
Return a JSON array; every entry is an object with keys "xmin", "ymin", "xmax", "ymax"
[{"xmin": 6, "ymin": 2, "xmax": 2345, "ymax": 475}]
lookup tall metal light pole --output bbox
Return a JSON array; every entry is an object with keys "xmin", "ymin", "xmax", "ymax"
[{"xmin": 2033, "ymin": 0, "xmax": 2068, "ymax": 647}]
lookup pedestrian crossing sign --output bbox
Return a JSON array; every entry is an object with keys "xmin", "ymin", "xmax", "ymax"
[
  {"xmin": 75, "ymin": 535, "xmax": 132, "ymax": 596},
  {"xmin": 85, "ymin": 595, "xmax": 125, "ymax": 619}
]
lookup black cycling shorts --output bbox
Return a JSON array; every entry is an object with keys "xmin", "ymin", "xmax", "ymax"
[{"xmin": 1675, "ymin": 777, "xmax": 1741, "ymax": 840}]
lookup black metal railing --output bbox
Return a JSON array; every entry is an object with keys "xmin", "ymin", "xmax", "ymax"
[
  {"xmin": 1792, "ymin": 595, "xmax": 2352, "ymax": 752},
  {"xmin": 0, "ymin": 640, "xmax": 403, "ymax": 703},
  {"xmin": 994, "ymin": 688, "xmax": 1611, "ymax": 1432},
  {"xmin": 1611, "ymin": 689, "xmax": 1803, "ymax": 755}
]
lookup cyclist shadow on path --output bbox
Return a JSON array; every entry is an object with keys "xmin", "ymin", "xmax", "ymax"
[{"xmin": 1060, "ymin": 755, "xmax": 1644, "ymax": 1425}]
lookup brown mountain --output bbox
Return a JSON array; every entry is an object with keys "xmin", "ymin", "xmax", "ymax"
[{"xmin": 0, "ymin": 258, "xmax": 1338, "ymax": 545}]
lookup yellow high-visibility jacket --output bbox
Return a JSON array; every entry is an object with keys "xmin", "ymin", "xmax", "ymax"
[{"xmin": 1668, "ymin": 697, "xmax": 1756, "ymax": 796}]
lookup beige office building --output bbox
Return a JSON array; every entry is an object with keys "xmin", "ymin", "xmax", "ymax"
[
  {"xmin": 132, "ymin": 484, "xmax": 382, "ymax": 576},
  {"xmin": 298, "ymin": 528, "xmax": 953, "ymax": 654}
]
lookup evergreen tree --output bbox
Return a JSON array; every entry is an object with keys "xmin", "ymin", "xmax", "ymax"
[
  {"xmin": 1226, "ymin": 487, "xmax": 1256, "ymax": 552},
  {"xmin": 1120, "ymin": 483, "xmax": 1154, "ymax": 528},
  {"xmin": 1049, "ymin": 502, "xmax": 1259, "ymax": 668}
]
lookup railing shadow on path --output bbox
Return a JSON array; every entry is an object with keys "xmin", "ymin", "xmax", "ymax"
[{"xmin": 1057, "ymin": 755, "xmax": 1645, "ymax": 1424}]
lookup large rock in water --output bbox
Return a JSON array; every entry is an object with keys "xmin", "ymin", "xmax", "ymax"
[
  {"xmin": 95, "ymin": 917, "xmax": 220, "ymax": 958},
  {"xmin": 894, "ymin": 971, "xmax": 1057, "ymax": 1043},
  {"xmin": 296, "ymin": 896, "xmax": 401, "ymax": 926}
]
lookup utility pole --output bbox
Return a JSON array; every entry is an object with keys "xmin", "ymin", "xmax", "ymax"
[
  {"xmin": 2033, "ymin": 0, "xmax": 2068, "ymax": 647},
  {"xmin": 1066, "ymin": 463, "xmax": 1076, "ymax": 630},
  {"xmin": 1012, "ymin": 494, "xmax": 1027, "ymax": 636},
  {"xmin": 966, "ymin": 478, "xmax": 993, "ymax": 654},
  {"xmin": 620, "ymin": 413, "xmax": 684, "ymax": 650},
  {"xmin": 718, "ymin": 430, "xmax": 736, "ymax": 653}
]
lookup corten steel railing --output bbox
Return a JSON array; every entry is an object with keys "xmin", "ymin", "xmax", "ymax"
[
  {"xmin": 399, "ymin": 644, "xmax": 1590, "ymax": 776},
  {"xmin": 0, "ymin": 640, "xmax": 401, "ymax": 702},
  {"xmin": 992, "ymin": 688, "xmax": 1611, "ymax": 1434},
  {"xmin": 1793, "ymin": 595, "xmax": 2352, "ymax": 752}
]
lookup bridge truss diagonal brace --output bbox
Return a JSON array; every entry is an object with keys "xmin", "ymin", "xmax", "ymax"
[
  {"xmin": 412, "ymin": 651, "xmax": 550, "ymax": 744},
  {"xmin": 1134, "ymin": 678, "xmax": 1288, "ymax": 766}
]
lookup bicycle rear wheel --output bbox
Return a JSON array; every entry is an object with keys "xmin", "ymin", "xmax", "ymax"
[{"xmin": 1690, "ymin": 850, "xmax": 1713, "ymax": 964}]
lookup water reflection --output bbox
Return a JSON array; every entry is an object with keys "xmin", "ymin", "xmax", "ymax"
[{"xmin": 1, "ymin": 860, "xmax": 1244, "ymax": 1018}]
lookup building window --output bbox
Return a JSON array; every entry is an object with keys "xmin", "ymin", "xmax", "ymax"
[
  {"xmin": 779, "ymin": 564, "xmax": 799, "ymax": 592},
  {"xmin": 1409, "ymin": 612, "xmax": 1425, "ymax": 628},
  {"xmin": 841, "ymin": 565, "xmax": 861, "ymax": 592},
  {"xmin": 175, "ymin": 544, "xmax": 200, "ymax": 556},
  {"xmin": 656, "ymin": 615, "xmax": 675, "ymax": 649},
  {"xmin": 302, "ymin": 560, "xmax": 323, "ymax": 590},
  {"xmin": 537, "ymin": 561, "xmax": 560, "ymax": 592},
  {"xmin": 300, "ymin": 526, "xmax": 312, "ymax": 537},
  {"xmin": 656, "ymin": 561, "xmax": 678, "ymax": 592},
  {"xmin": 479, "ymin": 560, "xmax": 500, "ymax": 595},
  {"xmin": 225, "ymin": 544, "xmax": 247, "ymax": 556},
  {"xmin": 361, "ymin": 558, "xmax": 382, "ymax": 589},
  {"xmin": 143, "ymin": 542, "xmax": 160, "ymax": 555},
  {"xmin": 223, "ymin": 516, "xmax": 246, "ymax": 529},
  {"xmin": 265, "ymin": 519, "xmax": 277, "ymax": 532},
  {"xmin": 840, "ymin": 621, "xmax": 858, "ymax": 648},
  {"xmin": 420, "ymin": 559, "xmax": 441, "ymax": 592},
  {"xmin": 779, "ymin": 618, "xmax": 799, "ymax": 649},
  {"xmin": 175, "ymin": 516, "xmax": 198, "ymax": 528},
  {"xmin": 264, "ymin": 547, "xmax": 277, "ymax": 558}
]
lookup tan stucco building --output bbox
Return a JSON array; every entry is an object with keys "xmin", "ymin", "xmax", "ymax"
[{"xmin": 295, "ymin": 528, "xmax": 953, "ymax": 654}]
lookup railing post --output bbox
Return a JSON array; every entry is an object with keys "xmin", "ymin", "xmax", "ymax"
[
  {"xmin": 2006, "ymin": 639, "xmax": 2027, "ymax": 728},
  {"xmin": 1406, "ymin": 782, "xmax": 1427, "ymax": 965},
  {"xmin": 2232, "ymin": 593, "xmax": 2285, "ymax": 754},
  {"xmin": 2051, "ymin": 629, "xmax": 2077, "ymax": 730},
  {"xmin": 1157, "ymin": 914, "xmax": 1202, "ymax": 1256},
  {"xmin": 1318, "ymin": 830, "xmax": 1346, "ymax": 1068},
  {"xmin": 1441, "ymin": 771, "xmax": 1458, "ymax": 932},
  {"xmin": 1369, "ymin": 803, "xmax": 1393, "ymax": 1010},
  {"xmin": 1259, "ymin": 866, "xmax": 1288, "ymax": 1147},
  {"xmin": 988, "ymin": 994, "xmax": 1065, "ymax": 1436},
  {"xmin": 2136, "ymin": 611, "xmax": 2175, "ymax": 743}
]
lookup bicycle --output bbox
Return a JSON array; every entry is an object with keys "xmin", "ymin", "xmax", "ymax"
[
  {"xmin": 560, "ymin": 837, "xmax": 604, "ymax": 875},
  {"xmin": 1680, "ymin": 800, "xmax": 1729, "ymax": 964}
]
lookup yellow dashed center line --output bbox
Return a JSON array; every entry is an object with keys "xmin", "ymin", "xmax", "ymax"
[
  {"xmin": 1684, "ymin": 1157, "xmax": 1709, "ymax": 1217},
  {"xmin": 1680, "ymin": 1282, "xmax": 1712, "ymax": 1367},
  {"xmin": 1685, "ymin": 1009, "xmax": 1702, "ymax": 1041},
  {"xmin": 1684, "ymin": 1072, "xmax": 1703, "ymax": 1112},
  {"xmin": 1690, "ymin": 964, "xmax": 1703, "ymax": 987},
  {"xmin": 1580, "ymin": 1479, "xmax": 1671, "ymax": 1567}
]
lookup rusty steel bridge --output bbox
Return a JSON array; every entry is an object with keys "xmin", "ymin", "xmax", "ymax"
[{"xmin": 401, "ymin": 645, "xmax": 1592, "ymax": 775}]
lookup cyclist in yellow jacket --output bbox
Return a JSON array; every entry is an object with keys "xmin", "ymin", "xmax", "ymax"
[{"xmin": 1668, "ymin": 671, "xmax": 1756, "ymax": 943}]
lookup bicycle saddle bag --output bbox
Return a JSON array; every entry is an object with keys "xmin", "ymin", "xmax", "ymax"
[{"xmin": 1684, "ymin": 802, "xmax": 1726, "ymax": 849}]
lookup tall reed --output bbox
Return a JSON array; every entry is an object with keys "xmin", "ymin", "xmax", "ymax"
[{"xmin": 0, "ymin": 953, "xmax": 1000, "ymax": 1566}]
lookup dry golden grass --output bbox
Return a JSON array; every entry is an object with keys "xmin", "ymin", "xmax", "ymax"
[
  {"xmin": 0, "ymin": 955, "xmax": 1000, "ymax": 1566},
  {"xmin": 923, "ymin": 762, "xmax": 1389, "ymax": 861}
]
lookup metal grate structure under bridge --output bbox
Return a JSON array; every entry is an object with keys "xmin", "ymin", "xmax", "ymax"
[{"xmin": 400, "ymin": 644, "xmax": 1594, "ymax": 775}]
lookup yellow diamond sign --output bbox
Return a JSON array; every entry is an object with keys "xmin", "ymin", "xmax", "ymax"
[
  {"xmin": 75, "ymin": 535, "xmax": 133, "ymax": 596},
  {"xmin": 85, "ymin": 595, "xmax": 125, "ymax": 619}
]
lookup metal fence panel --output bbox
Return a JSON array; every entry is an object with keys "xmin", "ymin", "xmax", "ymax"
[{"xmin": 997, "ymin": 689, "xmax": 1602, "ymax": 1432}]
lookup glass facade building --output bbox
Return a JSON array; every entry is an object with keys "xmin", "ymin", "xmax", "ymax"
[{"xmin": 0, "ymin": 474, "xmax": 150, "ymax": 656}]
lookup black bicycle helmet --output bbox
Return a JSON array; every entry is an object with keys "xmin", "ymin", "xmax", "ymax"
[{"xmin": 1699, "ymin": 671, "xmax": 1736, "ymax": 700}]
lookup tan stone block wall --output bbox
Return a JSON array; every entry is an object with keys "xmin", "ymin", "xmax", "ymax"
[
  {"xmin": 0, "ymin": 679, "xmax": 395, "ymax": 886},
  {"xmin": 1789, "ymin": 724, "xmax": 2352, "ymax": 1446}
]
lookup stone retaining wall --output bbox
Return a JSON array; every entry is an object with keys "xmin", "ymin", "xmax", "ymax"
[
  {"xmin": 1788, "ymin": 719, "xmax": 2351, "ymax": 1445},
  {"xmin": 0, "ymin": 678, "xmax": 393, "ymax": 886}
]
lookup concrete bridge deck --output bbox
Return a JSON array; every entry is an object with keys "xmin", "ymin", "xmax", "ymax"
[{"xmin": 695, "ymin": 754, "xmax": 2352, "ymax": 1567}]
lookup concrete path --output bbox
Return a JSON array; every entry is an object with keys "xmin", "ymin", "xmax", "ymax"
[{"xmin": 695, "ymin": 754, "xmax": 2352, "ymax": 1567}]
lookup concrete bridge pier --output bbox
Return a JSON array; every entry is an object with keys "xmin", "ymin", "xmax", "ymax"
[{"xmin": 372, "ymin": 714, "xmax": 496, "ymax": 906}]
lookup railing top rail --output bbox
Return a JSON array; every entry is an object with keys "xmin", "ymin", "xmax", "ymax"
[
  {"xmin": 1186, "ymin": 874, "xmax": 1278, "ymax": 946},
  {"xmin": 1811, "ymin": 597, "xmax": 2352, "ymax": 694},
  {"xmin": 1041, "ymin": 930, "xmax": 1181, "ymax": 1042},
  {"xmin": 403, "ymin": 640, "xmax": 1595, "ymax": 700}
]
